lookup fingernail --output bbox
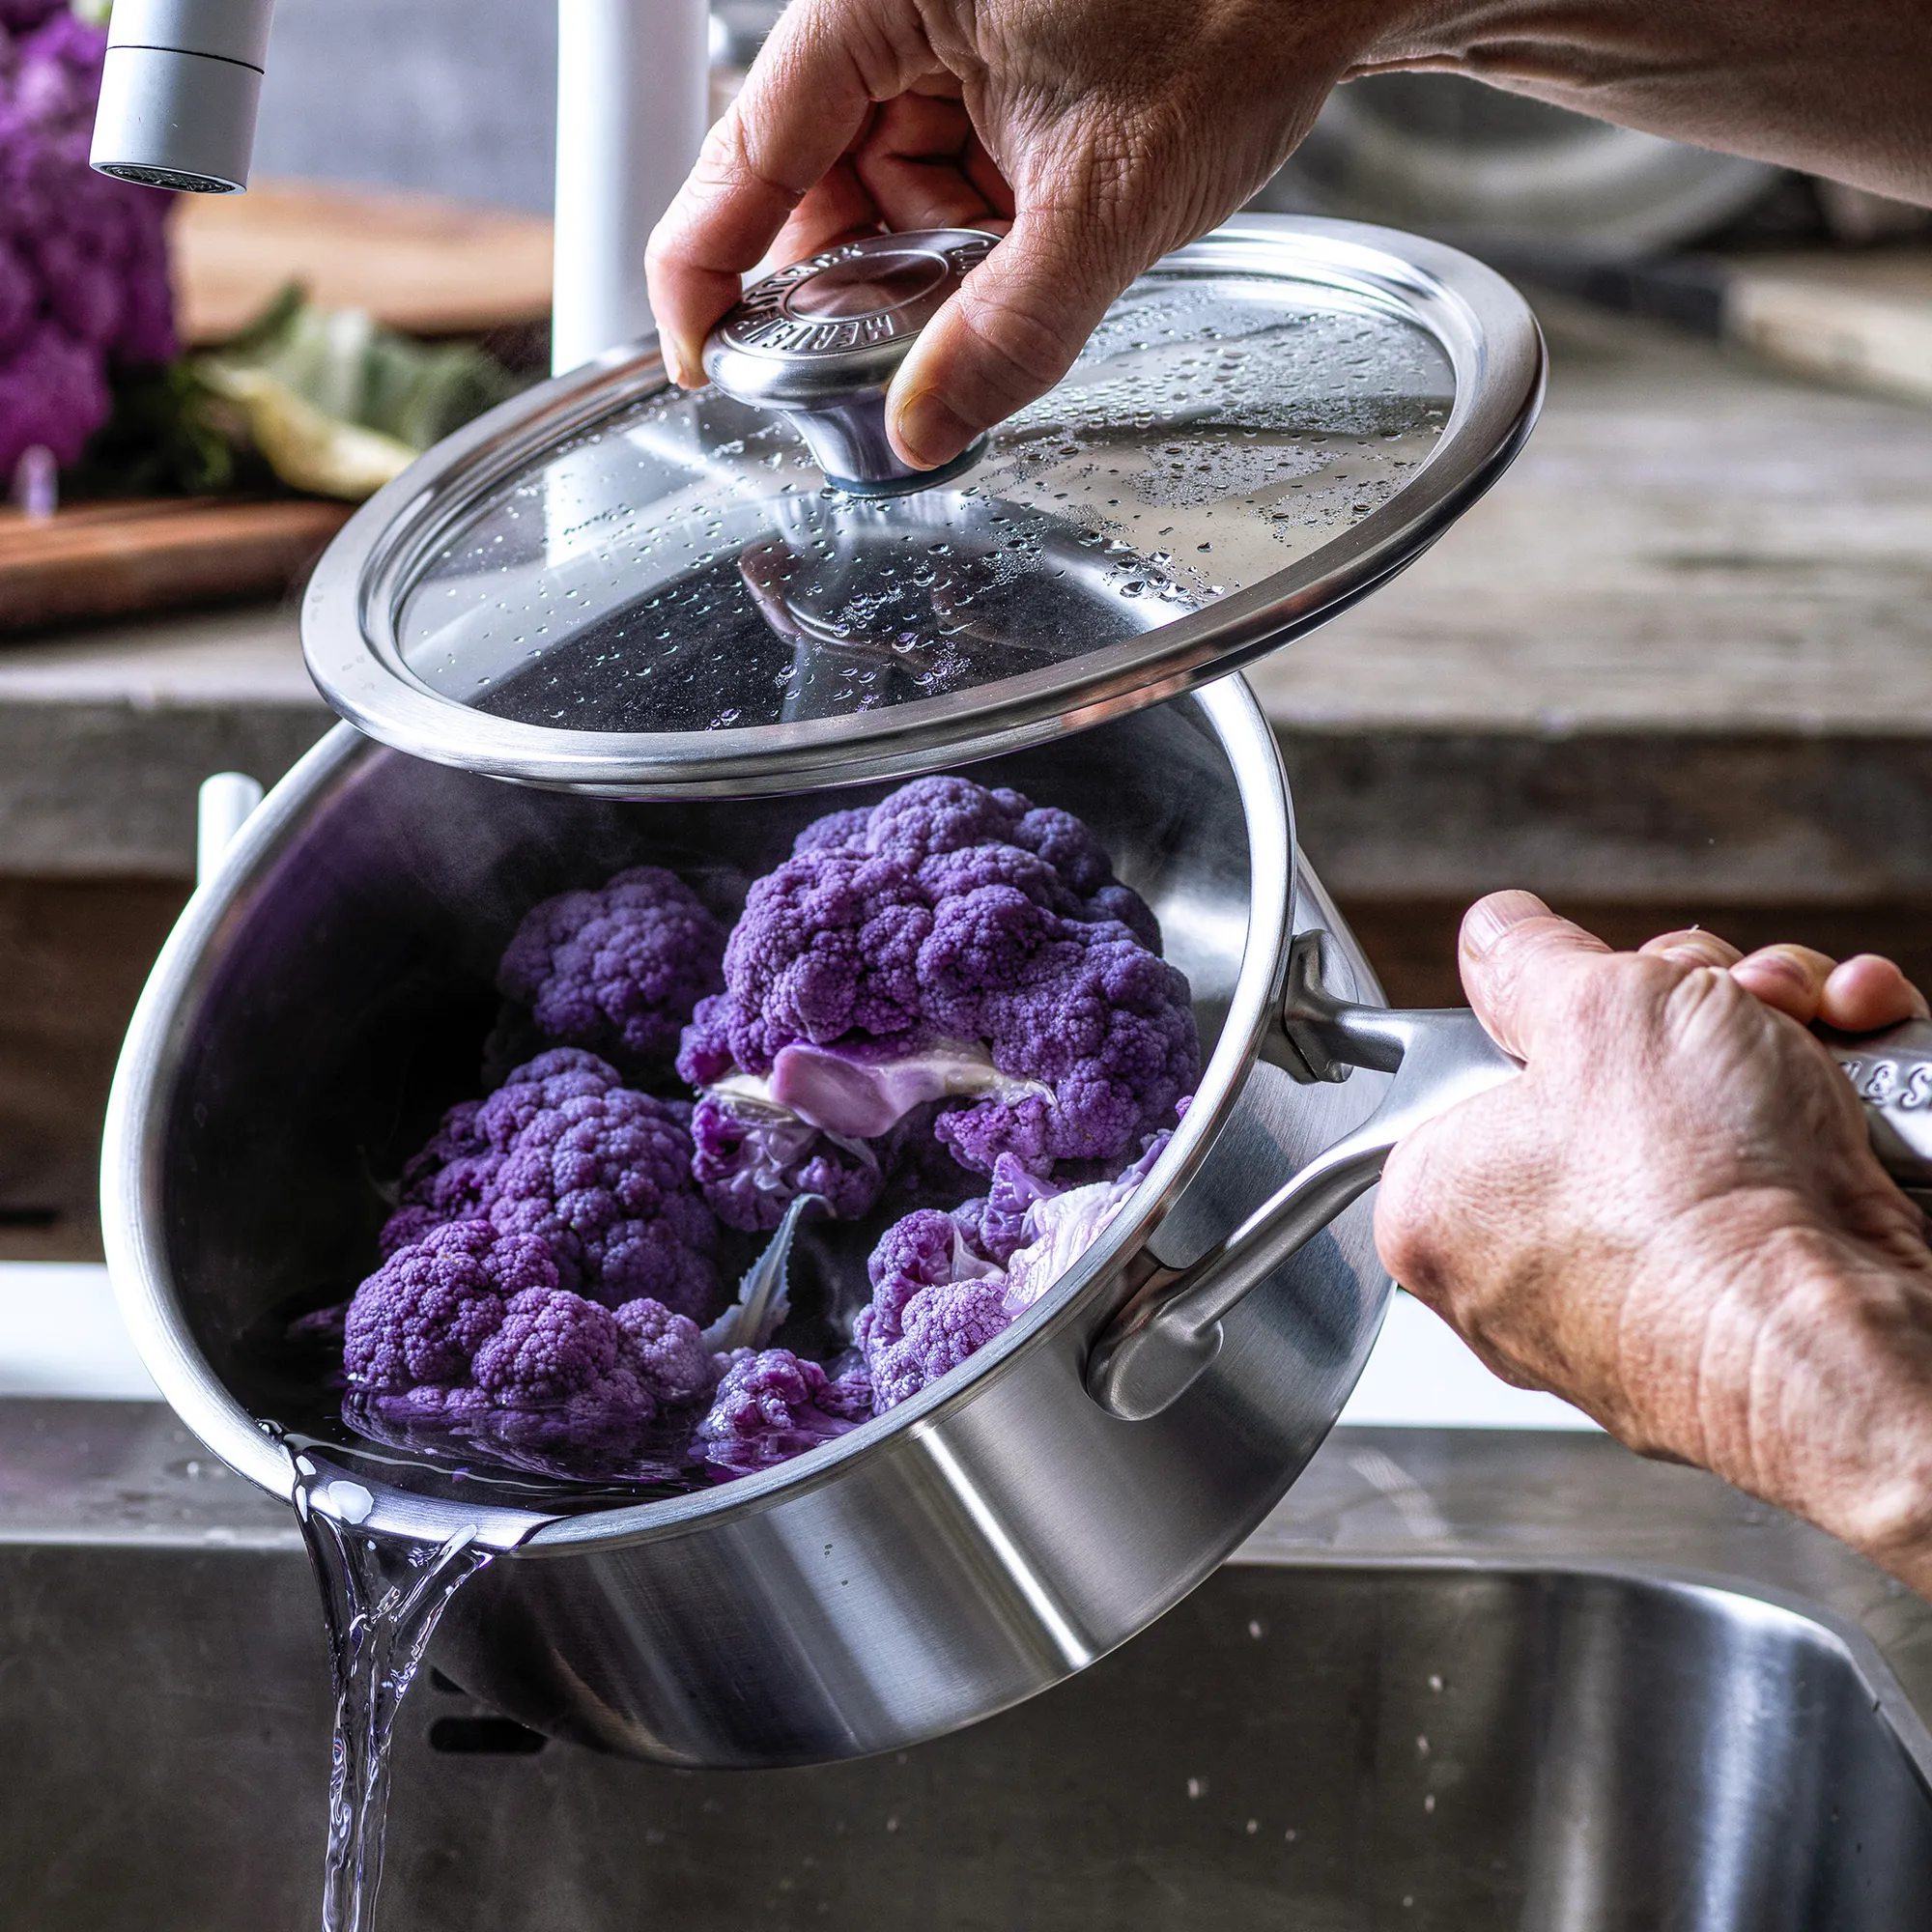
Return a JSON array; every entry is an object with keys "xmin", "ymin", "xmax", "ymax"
[
  {"xmin": 1463, "ymin": 890, "xmax": 1551, "ymax": 959},
  {"xmin": 891, "ymin": 388, "xmax": 974, "ymax": 470}
]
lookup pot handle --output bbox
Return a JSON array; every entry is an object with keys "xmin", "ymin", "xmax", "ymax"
[{"xmin": 1086, "ymin": 930, "xmax": 1932, "ymax": 1423}]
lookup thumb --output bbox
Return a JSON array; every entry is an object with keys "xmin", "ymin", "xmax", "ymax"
[
  {"xmin": 885, "ymin": 196, "xmax": 1143, "ymax": 469},
  {"xmin": 1460, "ymin": 890, "xmax": 1614, "ymax": 1061}
]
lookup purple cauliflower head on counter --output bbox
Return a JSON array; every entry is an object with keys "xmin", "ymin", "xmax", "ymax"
[
  {"xmin": 344, "ymin": 1219, "xmax": 720, "ymax": 1458},
  {"xmin": 499, "ymin": 865, "xmax": 725, "ymax": 1065},
  {"xmin": 0, "ymin": 5, "xmax": 176, "ymax": 473},
  {"xmin": 858, "ymin": 1133, "xmax": 1172, "ymax": 1413},
  {"xmin": 381, "ymin": 1049, "xmax": 720, "ymax": 1319},
  {"xmin": 677, "ymin": 777, "xmax": 1197, "ymax": 1229}
]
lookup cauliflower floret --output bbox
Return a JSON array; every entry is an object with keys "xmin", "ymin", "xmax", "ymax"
[
  {"xmin": 677, "ymin": 778, "xmax": 1196, "ymax": 1227},
  {"xmin": 380, "ymin": 1050, "xmax": 719, "ymax": 1318},
  {"xmin": 694, "ymin": 1347, "xmax": 872, "ymax": 1475},
  {"xmin": 867, "ymin": 1275, "xmax": 1012, "ymax": 1412},
  {"xmin": 343, "ymin": 1219, "xmax": 720, "ymax": 1457},
  {"xmin": 484, "ymin": 1083, "xmax": 718, "ymax": 1316},
  {"xmin": 614, "ymin": 1293, "xmax": 717, "ymax": 1405},
  {"xmin": 470, "ymin": 1047, "xmax": 629, "ymax": 1150},
  {"xmin": 345, "ymin": 1220, "xmax": 553, "ymax": 1391},
  {"xmin": 858, "ymin": 1132, "xmax": 1174, "ymax": 1413},
  {"xmin": 498, "ymin": 866, "xmax": 725, "ymax": 1065},
  {"xmin": 0, "ymin": 7, "xmax": 175, "ymax": 471}
]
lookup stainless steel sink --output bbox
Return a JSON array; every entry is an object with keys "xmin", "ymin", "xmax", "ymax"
[{"xmin": 5, "ymin": 1405, "xmax": 1930, "ymax": 1929}]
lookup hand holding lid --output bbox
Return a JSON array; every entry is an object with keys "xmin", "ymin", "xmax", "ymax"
[{"xmin": 702, "ymin": 230, "xmax": 998, "ymax": 495}]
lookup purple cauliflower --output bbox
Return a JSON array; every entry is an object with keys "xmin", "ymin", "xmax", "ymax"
[
  {"xmin": 854, "ymin": 1208, "xmax": 1009, "ymax": 1412},
  {"xmin": 381, "ymin": 1049, "xmax": 625, "ymax": 1256},
  {"xmin": 381, "ymin": 1049, "xmax": 720, "ymax": 1319},
  {"xmin": 0, "ymin": 5, "xmax": 176, "ymax": 473},
  {"xmin": 345, "ymin": 1218, "xmax": 553, "ymax": 1390},
  {"xmin": 470, "ymin": 1046, "xmax": 627, "ymax": 1149},
  {"xmin": 485, "ymin": 1082, "xmax": 716, "ymax": 1316},
  {"xmin": 342, "ymin": 1218, "xmax": 720, "ymax": 1464},
  {"xmin": 677, "ymin": 778, "xmax": 1197, "ymax": 1228},
  {"xmin": 687, "ymin": 1088, "xmax": 885, "ymax": 1234},
  {"xmin": 694, "ymin": 1347, "xmax": 872, "ymax": 1475},
  {"xmin": 498, "ymin": 866, "xmax": 725, "ymax": 1066},
  {"xmin": 0, "ymin": 3, "xmax": 69, "ymax": 31},
  {"xmin": 858, "ymin": 1132, "xmax": 1173, "ymax": 1413}
]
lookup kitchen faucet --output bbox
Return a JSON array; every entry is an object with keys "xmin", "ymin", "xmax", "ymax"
[{"xmin": 87, "ymin": 0, "xmax": 712, "ymax": 374}]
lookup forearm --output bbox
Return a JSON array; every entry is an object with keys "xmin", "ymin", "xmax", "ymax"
[{"xmin": 1361, "ymin": 0, "xmax": 1932, "ymax": 202}]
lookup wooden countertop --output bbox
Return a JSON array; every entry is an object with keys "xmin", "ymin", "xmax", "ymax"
[{"xmin": 1246, "ymin": 295, "xmax": 1932, "ymax": 737}]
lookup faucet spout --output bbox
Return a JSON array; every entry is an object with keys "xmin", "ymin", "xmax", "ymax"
[{"xmin": 90, "ymin": 0, "xmax": 275, "ymax": 194}]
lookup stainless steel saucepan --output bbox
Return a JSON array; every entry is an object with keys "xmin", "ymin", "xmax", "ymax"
[
  {"xmin": 97, "ymin": 214, "xmax": 1932, "ymax": 1769},
  {"xmin": 100, "ymin": 685, "xmax": 1932, "ymax": 1768},
  {"xmin": 104, "ymin": 682, "xmax": 1398, "ymax": 1765}
]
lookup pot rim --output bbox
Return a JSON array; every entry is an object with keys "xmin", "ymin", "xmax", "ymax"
[{"xmin": 99, "ymin": 675, "xmax": 1293, "ymax": 1551}]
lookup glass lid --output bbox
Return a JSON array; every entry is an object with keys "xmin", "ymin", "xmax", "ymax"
[{"xmin": 303, "ymin": 215, "xmax": 1544, "ymax": 797}]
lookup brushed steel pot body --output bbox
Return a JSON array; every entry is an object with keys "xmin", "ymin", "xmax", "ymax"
[{"xmin": 102, "ymin": 677, "xmax": 1393, "ymax": 1768}]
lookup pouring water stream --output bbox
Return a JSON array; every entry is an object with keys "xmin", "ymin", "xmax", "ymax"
[
  {"xmin": 293, "ymin": 1472, "xmax": 492, "ymax": 1932},
  {"xmin": 281, "ymin": 1200, "xmax": 819, "ymax": 1930}
]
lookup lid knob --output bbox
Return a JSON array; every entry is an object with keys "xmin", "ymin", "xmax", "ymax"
[{"xmin": 701, "ymin": 228, "xmax": 997, "ymax": 495}]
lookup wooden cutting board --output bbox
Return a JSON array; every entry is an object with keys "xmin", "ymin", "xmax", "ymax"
[
  {"xmin": 0, "ymin": 498, "xmax": 352, "ymax": 634},
  {"xmin": 171, "ymin": 178, "xmax": 554, "ymax": 344},
  {"xmin": 1723, "ymin": 249, "xmax": 1932, "ymax": 407}
]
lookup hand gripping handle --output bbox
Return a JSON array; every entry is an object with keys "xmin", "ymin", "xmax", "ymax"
[{"xmin": 1085, "ymin": 934, "xmax": 1932, "ymax": 1423}]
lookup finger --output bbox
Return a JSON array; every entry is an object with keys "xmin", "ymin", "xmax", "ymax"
[
  {"xmin": 769, "ymin": 158, "xmax": 890, "ymax": 265},
  {"xmin": 1819, "ymin": 953, "xmax": 1930, "ymax": 1031},
  {"xmin": 884, "ymin": 193, "xmax": 1135, "ymax": 469},
  {"xmin": 1639, "ymin": 926, "xmax": 1745, "ymax": 972},
  {"xmin": 646, "ymin": 10, "xmax": 900, "ymax": 385},
  {"xmin": 853, "ymin": 94, "xmax": 1014, "ymax": 230},
  {"xmin": 1727, "ymin": 944, "xmax": 1839, "ymax": 1023},
  {"xmin": 1458, "ymin": 890, "xmax": 1615, "ymax": 1061}
]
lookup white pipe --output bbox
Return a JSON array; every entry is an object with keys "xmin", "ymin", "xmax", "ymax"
[
  {"xmin": 552, "ymin": 0, "xmax": 712, "ymax": 375},
  {"xmin": 196, "ymin": 771, "xmax": 263, "ymax": 889}
]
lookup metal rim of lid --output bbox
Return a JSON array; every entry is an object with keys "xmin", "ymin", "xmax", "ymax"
[{"xmin": 302, "ymin": 214, "xmax": 1547, "ymax": 800}]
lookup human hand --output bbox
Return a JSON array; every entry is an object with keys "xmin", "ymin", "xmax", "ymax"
[
  {"xmin": 1376, "ymin": 890, "xmax": 1932, "ymax": 1593},
  {"xmin": 646, "ymin": 0, "xmax": 1410, "ymax": 469},
  {"xmin": 647, "ymin": 0, "xmax": 1932, "ymax": 477}
]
